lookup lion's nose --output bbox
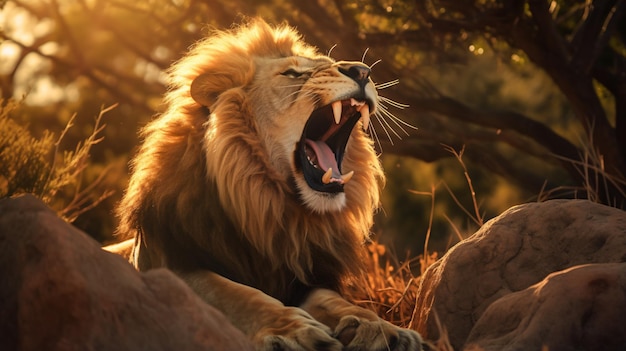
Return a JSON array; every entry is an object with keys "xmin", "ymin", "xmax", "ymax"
[{"xmin": 338, "ymin": 63, "xmax": 371, "ymax": 88}]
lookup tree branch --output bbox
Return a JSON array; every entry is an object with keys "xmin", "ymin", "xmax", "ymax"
[
  {"xmin": 570, "ymin": 0, "xmax": 621, "ymax": 73},
  {"xmin": 527, "ymin": 0, "xmax": 571, "ymax": 61},
  {"xmin": 402, "ymin": 94, "xmax": 581, "ymax": 171},
  {"xmin": 379, "ymin": 137, "xmax": 553, "ymax": 194},
  {"xmin": 509, "ymin": 17, "xmax": 625, "ymax": 173},
  {"xmin": 4, "ymin": 35, "xmax": 154, "ymax": 114}
]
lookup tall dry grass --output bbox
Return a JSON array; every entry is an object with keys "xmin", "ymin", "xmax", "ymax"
[
  {"xmin": 345, "ymin": 145, "xmax": 482, "ymax": 350},
  {"xmin": 539, "ymin": 129, "xmax": 626, "ymax": 207}
]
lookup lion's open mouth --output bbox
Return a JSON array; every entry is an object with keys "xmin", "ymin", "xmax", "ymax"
[{"xmin": 297, "ymin": 98, "xmax": 371, "ymax": 194}]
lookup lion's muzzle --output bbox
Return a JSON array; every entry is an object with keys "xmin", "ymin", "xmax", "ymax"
[{"xmin": 296, "ymin": 62, "xmax": 375, "ymax": 195}]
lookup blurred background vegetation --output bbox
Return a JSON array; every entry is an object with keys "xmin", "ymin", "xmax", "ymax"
[{"xmin": 1, "ymin": 0, "xmax": 625, "ymax": 257}]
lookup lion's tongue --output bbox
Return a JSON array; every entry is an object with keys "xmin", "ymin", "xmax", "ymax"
[{"xmin": 305, "ymin": 139, "xmax": 341, "ymax": 179}]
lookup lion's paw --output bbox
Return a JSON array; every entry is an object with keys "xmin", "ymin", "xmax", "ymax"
[
  {"xmin": 254, "ymin": 307, "xmax": 343, "ymax": 351},
  {"xmin": 334, "ymin": 315, "xmax": 424, "ymax": 351}
]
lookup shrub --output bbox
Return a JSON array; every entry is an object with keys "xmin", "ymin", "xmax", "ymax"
[{"xmin": 0, "ymin": 100, "xmax": 115, "ymax": 222}]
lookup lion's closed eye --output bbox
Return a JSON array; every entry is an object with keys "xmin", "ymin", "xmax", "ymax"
[{"xmin": 280, "ymin": 68, "xmax": 308, "ymax": 79}]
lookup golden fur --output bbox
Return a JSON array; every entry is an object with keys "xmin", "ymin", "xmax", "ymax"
[{"xmin": 115, "ymin": 18, "xmax": 422, "ymax": 350}]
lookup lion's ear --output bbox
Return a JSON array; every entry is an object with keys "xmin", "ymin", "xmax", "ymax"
[{"xmin": 190, "ymin": 73, "xmax": 220, "ymax": 107}]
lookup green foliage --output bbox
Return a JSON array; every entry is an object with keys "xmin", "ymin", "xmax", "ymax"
[{"xmin": 0, "ymin": 100, "xmax": 114, "ymax": 222}]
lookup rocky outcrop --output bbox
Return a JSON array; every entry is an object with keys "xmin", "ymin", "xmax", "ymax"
[
  {"xmin": 0, "ymin": 194, "xmax": 253, "ymax": 351},
  {"xmin": 413, "ymin": 199, "xmax": 626, "ymax": 350}
]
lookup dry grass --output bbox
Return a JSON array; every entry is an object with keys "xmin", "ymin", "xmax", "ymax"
[
  {"xmin": 345, "ymin": 241, "xmax": 451, "ymax": 350},
  {"xmin": 539, "ymin": 129, "xmax": 626, "ymax": 207},
  {"xmin": 343, "ymin": 145, "xmax": 488, "ymax": 350},
  {"xmin": 346, "ymin": 242, "xmax": 423, "ymax": 328},
  {"xmin": 46, "ymin": 104, "xmax": 117, "ymax": 222}
]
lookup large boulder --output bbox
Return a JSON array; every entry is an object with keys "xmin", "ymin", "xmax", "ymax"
[
  {"xmin": 465, "ymin": 263, "xmax": 626, "ymax": 351},
  {"xmin": 413, "ymin": 199, "xmax": 626, "ymax": 349},
  {"xmin": 0, "ymin": 194, "xmax": 253, "ymax": 351}
]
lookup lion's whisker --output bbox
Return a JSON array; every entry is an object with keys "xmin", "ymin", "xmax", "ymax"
[
  {"xmin": 362, "ymin": 89, "xmax": 418, "ymax": 151},
  {"xmin": 277, "ymin": 84, "xmax": 307, "ymax": 89},
  {"xmin": 368, "ymin": 117, "xmax": 383, "ymax": 152},
  {"xmin": 378, "ymin": 95, "xmax": 409, "ymax": 109},
  {"xmin": 373, "ymin": 113, "xmax": 395, "ymax": 146},
  {"xmin": 376, "ymin": 107, "xmax": 411, "ymax": 137},
  {"xmin": 384, "ymin": 109, "xmax": 417, "ymax": 133},
  {"xmin": 375, "ymin": 109, "xmax": 403, "ymax": 140},
  {"xmin": 369, "ymin": 59, "xmax": 382, "ymax": 69},
  {"xmin": 279, "ymin": 89, "xmax": 316, "ymax": 105},
  {"xmin": 361, "ymin": 48, "xmax": 370, "ymax": 63},
  {"xmin": 379, "ymin": 99, "xmax": 417, "ymax": 134},
  {"xmin": 278, "ymin": 90, "xmax": 304, "ymax": 104},
  {"xmin": 327, "ymin": 44, "xmax": 338, "ymax": 58},
  {"xmin": 375, "ymin": 79, "xmax": 399, "ymax": 90}
]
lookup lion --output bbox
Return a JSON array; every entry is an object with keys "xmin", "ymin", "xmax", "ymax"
[{"xmin": 113, "ymin": 18, "xmax": 423, "ymax": 351}]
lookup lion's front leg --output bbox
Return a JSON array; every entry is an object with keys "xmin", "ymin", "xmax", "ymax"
[
  {"xmin": 300, "ymin": 289, "xmax": 424, "ymax": 351},
  {"xmin": 180, "ymin": 271, "xmax": 342, "ymax": 351}
]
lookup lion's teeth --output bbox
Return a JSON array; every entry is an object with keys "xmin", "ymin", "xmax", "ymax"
[
  {"xmin": 341, "ymin": 170, "xmax": 354, "ymax": 184},
  {"xmin": 322, "ymin": 168, "xmax": 333, "ymax": 184},
  {"xmin": 360, "ymin": 104, "xmax": 370, "ymax": 131},
  {"xmin": 332, "ymin": 101, "xmax": 342, "ymax": 124}
]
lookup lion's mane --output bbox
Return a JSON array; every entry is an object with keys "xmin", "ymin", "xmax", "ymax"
[{"xmin": 116, "ymin": 19, "xmax": 384, "ymax": 305}]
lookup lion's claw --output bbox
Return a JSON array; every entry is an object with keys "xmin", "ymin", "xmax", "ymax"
[
  {"xmin": 261, "ymin": 330, "xmax": 342, "ymax": 351},
  {"xmin": 255, "ymin": 308, "xmax": 343, "ymax": 351},
  {"xmin": 334, "ymin": 315, "xmax": 424, "ymax": 351}
]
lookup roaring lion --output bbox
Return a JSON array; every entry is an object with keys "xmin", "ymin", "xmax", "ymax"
[{"xmin": 114, "ymin": 18, "xmax": 423, "ymax": 350}]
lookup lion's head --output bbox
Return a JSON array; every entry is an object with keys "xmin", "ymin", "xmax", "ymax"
[
  {"xmin": 188, "ymin": 21, "xmax": 382, "ymax": 214},
  {"xmin": 117, "ymin": 18, "xmax": 391, "ymax": 299}
]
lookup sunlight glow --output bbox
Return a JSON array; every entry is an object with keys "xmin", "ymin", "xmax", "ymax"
[
  {"xmin": 23, "ymin": 77, "xmax": 67, "ymax": 105},
  {"xmin": 0, "ymin": 2, "xmax": 67, "ymax": 105},
  {"xmin": 469, "ymin": 45, "xmax": 484, "ymax": 55},
  {"xmin": 1, "ymin": 3, "xmax": 37, "ymax": 45},
  {"xmin": 0, "ymin": 42, "xmax": 20, "ymax": 74},
  {"xmin": 40, "ymin": 42, "xmax": 59, "ymax": 56},
  {"xmin": 511, "ymin": 54, "xmax": 523, "ymax": 63},
  {"xmin": 134, "ymin": 60, "xmax": 163, "ymax": 84}
]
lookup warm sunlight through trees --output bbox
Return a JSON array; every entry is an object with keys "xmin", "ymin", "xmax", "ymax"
[{"xmin": 1, "ymin": 0, "xmax": 624, "ymax": 253}]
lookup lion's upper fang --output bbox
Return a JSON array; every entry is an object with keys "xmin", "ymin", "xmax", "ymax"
[{"xmin": 332, "ymin": 98, "xmax": 370, "ymax": 132}]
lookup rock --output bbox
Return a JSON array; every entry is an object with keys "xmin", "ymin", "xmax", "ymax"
[
  {"xmin": 413, "ymin": 199, "xmax": 626, "ymax": 349},
  {"xmin": 0, "ymin": 194, "xmax": 253, "ymax": 351},
  {"xmin": 465, "ymin": 263, "xmax": 626, "ymax": 351}
]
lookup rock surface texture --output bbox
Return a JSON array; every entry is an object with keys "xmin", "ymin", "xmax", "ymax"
[
  {"xmin": 465, "ymin": 263, "xmax": 626, "ymax": 351},
  {"xmin": 413, "ymin": 199, "xmax": 626, "ymax": 350},
  {"xmin": 0, "ymin": 194, "xmax": 253, "ymax": 351}
]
